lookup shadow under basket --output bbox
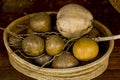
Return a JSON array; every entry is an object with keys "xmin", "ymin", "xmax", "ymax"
[{"xmin": 3, "ymin": 12, "xmax": 114, "ymax": 80}]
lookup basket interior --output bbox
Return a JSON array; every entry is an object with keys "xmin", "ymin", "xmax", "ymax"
[{"xmin": 4, "ymin": 12, "xmax": 113, "ymax": 69}]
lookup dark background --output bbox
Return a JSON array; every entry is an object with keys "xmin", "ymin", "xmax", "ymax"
[{"xmin": 0, "ymin": 0, "xmax": 120, "ymax": 80}]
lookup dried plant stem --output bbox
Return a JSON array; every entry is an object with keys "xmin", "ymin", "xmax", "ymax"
[
  {"xmin": 19, "ymin": 31, "xmax": 60, "ymax": 37},
  {"xmin": 64, "ymin": 34, "xmax": 120, "ymax": 43},
  {"xmin": 41, "ymin": 51, "xmax": 64, "ymax": 68},
  {"xmin": 66, "ymin": 42, "xmax": 74, "ymax": 51},
  {"xmin": 92, "ymin": 34, "xmax": 120, "ymax": 42},
  {"xmin": 18, "ymin": 50, "xmax": 46, "ymax": 59},
  {"xmin": 0, "ymin": 27, "xmax": 23, "ymax": 39},
  {"xmin": 64, "ymin": 36, "xmax": 80, "ymax": 48}
]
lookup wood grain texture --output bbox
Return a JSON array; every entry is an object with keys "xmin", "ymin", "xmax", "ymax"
[{"xmin": 0, "ymin": 0, "xmax": 120, "ymax": 80}]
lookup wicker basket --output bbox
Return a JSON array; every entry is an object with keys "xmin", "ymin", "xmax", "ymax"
[{"xmin": 3, "ymin": 12, "xmax": 114, "ymax": 80}]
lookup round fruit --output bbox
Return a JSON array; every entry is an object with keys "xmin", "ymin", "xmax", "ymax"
[
  {"xmin": 45, "ymin": 35, "xmax": 65, "ymax": 56},
  {"xmin": 34, "ymin": 54, "xmax": 52, "ymax": 66},
  {"xmin": 56, "ymin": 4, "xmax": 93, "ymax": 38},
  {"xmin": 52, "ymin": 52, "xmax": 79, "ymax": 68},
  {"xmin": 30, "ymin": 12, "xmax": 51, "ymax": 32},
  {"xmin": 73, "ymin": 38, "xmax": 99, "ymax": 61},
  {"xmin": 22, "ymin": 35, "xmax": 44, "ymax": 56}
]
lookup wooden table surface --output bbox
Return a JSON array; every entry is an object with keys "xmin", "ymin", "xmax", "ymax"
[{"xmin": 0, "ymin": 0, "xmax": 120, "ymax": 80}]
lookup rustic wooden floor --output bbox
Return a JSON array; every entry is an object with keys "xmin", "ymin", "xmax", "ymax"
[{"xmin": 0, "ymin": 0, "xmax": 120, "ymax": 80}]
